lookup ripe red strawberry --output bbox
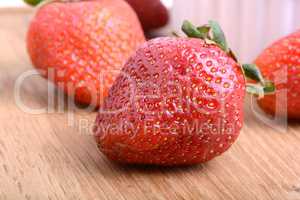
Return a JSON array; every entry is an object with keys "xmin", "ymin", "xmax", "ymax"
[
  {"xmin": 94, "ymin": 21, "xmax": 274, "ymax": 165},
  {"xmin": 25, "ymin": 0, "xmax": 169, "ymax": 32},
  {"xmin": 255, "ymin": 31, "xmax": 300, "ymax": 119},
  {"xmin": 26, "ymin": 0, "xmax": 145, "ymax": 106},
  {"xmin": 125, "ymin": 0, "xmax": 169, "ymax": 31}
]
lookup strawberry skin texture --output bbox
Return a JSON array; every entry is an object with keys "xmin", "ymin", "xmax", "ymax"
[
  {"xmin": 27, "ymin": 0, "xmax": 145, "ymax": 106},
  {"xmin": 94, "ymin": 37, "xmax": 246, "ymax": 166},
  {"xmin": 125, "ymin": 0, "xmax": 169, "ymax": 31},
  {"xmin": 255, "ymin": 31, "xmax": 300, "ymax": 119}
]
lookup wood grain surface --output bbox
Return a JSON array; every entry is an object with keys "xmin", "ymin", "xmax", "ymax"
[{"xmin": 1, "ymin": 8, "xmax": 300, "ymax": 200}]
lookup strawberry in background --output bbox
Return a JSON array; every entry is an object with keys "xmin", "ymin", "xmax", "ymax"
[
  {"xmin": 255, "ymin": 30, "xmax": 300, "ymax": 119},
  {"xmin": 25, "ymin": 0, "xmax": 170, "ymax": 32},
  {"xmin": 125, "ymin": 0, "xmax": 169, "ymax": 31},
  {"xmin": 26, "ymin": 0, "xmax": 145, "ymax": 106}
]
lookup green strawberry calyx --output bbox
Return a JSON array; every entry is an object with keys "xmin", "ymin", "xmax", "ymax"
[
  {"xmin": 182, "ymin": 20, "xmax": 275, "ymax": 99},
  {"xmin": 24, "ymin": 0, "xmax": 81, "ymax": 6},
  {"xmin": 24, "ymin": 0, "xmax": 43, "ymax": 6}
]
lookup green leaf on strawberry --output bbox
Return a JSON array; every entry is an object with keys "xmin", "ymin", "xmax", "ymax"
[
  {"xmin": 242, "ymin": 64, "xmax": 265, "ymax": 84},
  {"xmin": 24, "ymin": 0, "xmax": 43, "ymax": 6},
  {"xmin": 208, "ymin": 20, "xmax": 229, "ymax": 52}
]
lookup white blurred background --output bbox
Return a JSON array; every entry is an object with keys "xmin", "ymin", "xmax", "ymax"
[
  {"xmin": 167, "ymin": 0, "xmax": 300, "ymax": 62},
  {"xmin": 1, "ymin": 0, "xmax": 300, "ymax": 63},
  {"xmin": 0, "ymin": 0, "xmax": 27, "ymax": 7}
]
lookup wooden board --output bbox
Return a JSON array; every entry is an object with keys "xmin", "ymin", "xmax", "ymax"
[{"xmin": 1, "ymin": 9, "xmax": 300, "ymax": 200}]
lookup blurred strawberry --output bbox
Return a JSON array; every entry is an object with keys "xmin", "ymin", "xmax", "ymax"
[
  {"xmin": 125, "ymin": 0, "xmax": 169, "ymax": 31},
  {"xmin": 255, "ymin": 30, "xmax": 300, "ymax": 119},
  {"xmin": 26, "ymin": 0, "xmax": 145, "ymax": 106},
  {"xmin": 25, "ymin": 0, "xmax": 169, "ymax": 32}
]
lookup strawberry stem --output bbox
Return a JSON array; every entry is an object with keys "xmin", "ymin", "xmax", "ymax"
[
  {"xmin": 196, "ymin": 25, "xmax": 210, "ymax": 38},
  {"xmin": 171, "ymin": 31, "xmax": 180, "ymax": 37}
]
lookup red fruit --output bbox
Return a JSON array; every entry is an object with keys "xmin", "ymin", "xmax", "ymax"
[
  {"xmin": 27, "ymin": 0, "xmax": 145, "ymax": 106},
  {"xmin": 94, "ymin": 20, "xmax": 252, "ymax": 165},
  {"xmin": 125, "ymin": 0, "xmax": 169, "ymax": 31},
  {"xmin": 94, "ymin": 21, "xmax": 274, "ymax": 166},
  {"xmin": 25, "ymin": 0, "xmax": 169, "ymax": 32},
  {"xmin": 255, "ymin": 31, "xmax": 300, "ymax": 119}
]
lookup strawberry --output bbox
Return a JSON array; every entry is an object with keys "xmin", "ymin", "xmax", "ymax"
[
  {"xmin": 25, "ymin": 0, "xmax": 169, "ymax": 32},
  {"xmin": 26, "ymin": 0, "xmax": 145, "ymax": 106},
  {"xmin": 94, "ymin": 21, "xmax": 274, "ymax": 165},
  {"xmin": 255, "ymin": 31, "xmax": 300, "ymax": 119},
  {"xmin": 125, "ymin": 0, "xmax": 169, "ymax": 31}
]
